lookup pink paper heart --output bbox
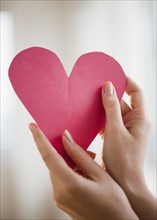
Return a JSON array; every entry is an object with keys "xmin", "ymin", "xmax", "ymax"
[{"xmin": 9, "ymin": 47, "xmax": 126, "ymax": 167}]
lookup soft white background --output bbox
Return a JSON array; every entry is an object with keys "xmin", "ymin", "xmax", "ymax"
[{"xmin": 1, "ymin": 1, "xmax": 156, "ymax": 219}]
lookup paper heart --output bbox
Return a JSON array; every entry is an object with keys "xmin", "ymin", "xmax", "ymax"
[{"xmin": 9, "ymin": 47, "xmax": 126, "ymax": 167}]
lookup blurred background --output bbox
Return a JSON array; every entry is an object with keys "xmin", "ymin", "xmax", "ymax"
[{"xmin": 1, "ymin": 0, "xmax": 156, "ymax": 219}]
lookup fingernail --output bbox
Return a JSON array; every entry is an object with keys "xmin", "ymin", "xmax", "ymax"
[
  {"xmin": 64, "ymin": 130, "xmax": 74, "ymax": 143},
  {"xmin": 29, "ymin": 123, "xmax": 38, "ymax": 132},
  {"xmin": 104, "ymin": 82, "xmax": 114, "ymax": 94}
]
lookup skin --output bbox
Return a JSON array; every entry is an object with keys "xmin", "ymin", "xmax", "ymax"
[
  {"xmin": 29, "ymin": 124, "xmax": 138, "ymax": 220},
  {"xmin": 29, "ymin": 76, "xmax": 156, "ymax": 220},
  {"xmin": 101, "ymin": 76, "xmax": 157, "ymax": 220}
]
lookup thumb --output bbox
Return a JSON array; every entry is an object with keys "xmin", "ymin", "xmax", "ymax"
[
  {"xmin": 101, "ymin": 82, "xmax": 123, "ymax": 129},
  {"xmin": 62, "ymin": 130, "xmax": 104, "ymax": 181}
]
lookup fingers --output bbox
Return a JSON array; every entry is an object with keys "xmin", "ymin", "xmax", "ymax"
[
  {"xmin": 102, "ymin": 77, "xmax": 145, "ymax": 130},
  {"xmin": 101, "ymin": 82, "xmax": 123, "ymax": 129},
  {"xmin": 29, "ymin": 123, "xmax": 103, "ymax": 182},
  {"xmin": 87, "ymin": 151, "xmax": 96, "ymax": 160},
  {"xmin": 125, "ymin": 76, "xmax": 144, "ymax": 112},
  {"xmin": 29, "ymin": 123, "xmax": 75, "ymax": 180},
  {"xmin": 73, "ymin": 151, "xmax": 96, "ymax": 175},
  {"xmin": 120, "ymin": 99, "xmax": 131, "ymax": 116},
  {"xmin": 62, "ymin": 130, "xmax": 104, "ymax": 181}
]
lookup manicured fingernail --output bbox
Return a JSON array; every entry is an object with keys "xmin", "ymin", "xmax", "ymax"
[
  {"xmin": 29, "ymin": 123, "xmax": 38, "ymax": 132},
  {"xmin": 104, "ymin": 82, "xmax": 114, "ymax": 94},
  {"xmin": 64, "ymin": 130, "xmax": 74, "ymax": 143}
]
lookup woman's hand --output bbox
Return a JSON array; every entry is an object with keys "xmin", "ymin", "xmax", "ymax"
[
  {"xmin": 101, "ymin": 76, "xmax": 150, "ymax": 188},
  {"xmin": 101, "ymin": 76, "xmax": 156, "ymax": 220},
  {"xmin": 29, "ymin": 123, "xmax": 138, "ymax": 220}
]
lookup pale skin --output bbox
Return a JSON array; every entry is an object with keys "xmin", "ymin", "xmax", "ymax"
[
  {"xmin": 29, "ymin": 76, "xmax": 156, "ymax": 220},
  {"xmin": 101, "ymin": 77, "xmax": 157, "ymax": 220}
]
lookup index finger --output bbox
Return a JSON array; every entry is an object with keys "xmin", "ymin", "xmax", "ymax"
[
  {"xmin": 125, "ymin": 76, "xmax": 145, "ymax": 112},
  {"xmin": 29, "ymin": 123, "xmax": 75, "ymax": 180}
]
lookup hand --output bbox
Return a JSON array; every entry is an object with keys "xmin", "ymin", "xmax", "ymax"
[
  {"xmin": 29, "ymin": 123, "xmax": 138, "ymax": 220},
  {"xmin": 101, "ymin": 76, "xmax": 150, "ymax": 187},
  {"xmin": 101, "ymin": 76, "xmax": 156, "ymax": 219}
]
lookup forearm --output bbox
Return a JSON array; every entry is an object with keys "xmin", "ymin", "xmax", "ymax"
[{"xmin": 122, "ymin": 171, "xmax": 157, "ymax": 220}]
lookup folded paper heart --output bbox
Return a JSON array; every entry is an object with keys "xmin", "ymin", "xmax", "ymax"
[{"xmin": 9, "ymin": 47, "xmax": 126, "ymax": 167}]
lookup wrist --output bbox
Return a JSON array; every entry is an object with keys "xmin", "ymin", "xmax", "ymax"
[
  {"xmin": 120, "ymin": 168, "xmax": 147, "ymax": 197},
  {"xmin": 121, "ymin": 170, "xmax": 157, "ymax": 220}
]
